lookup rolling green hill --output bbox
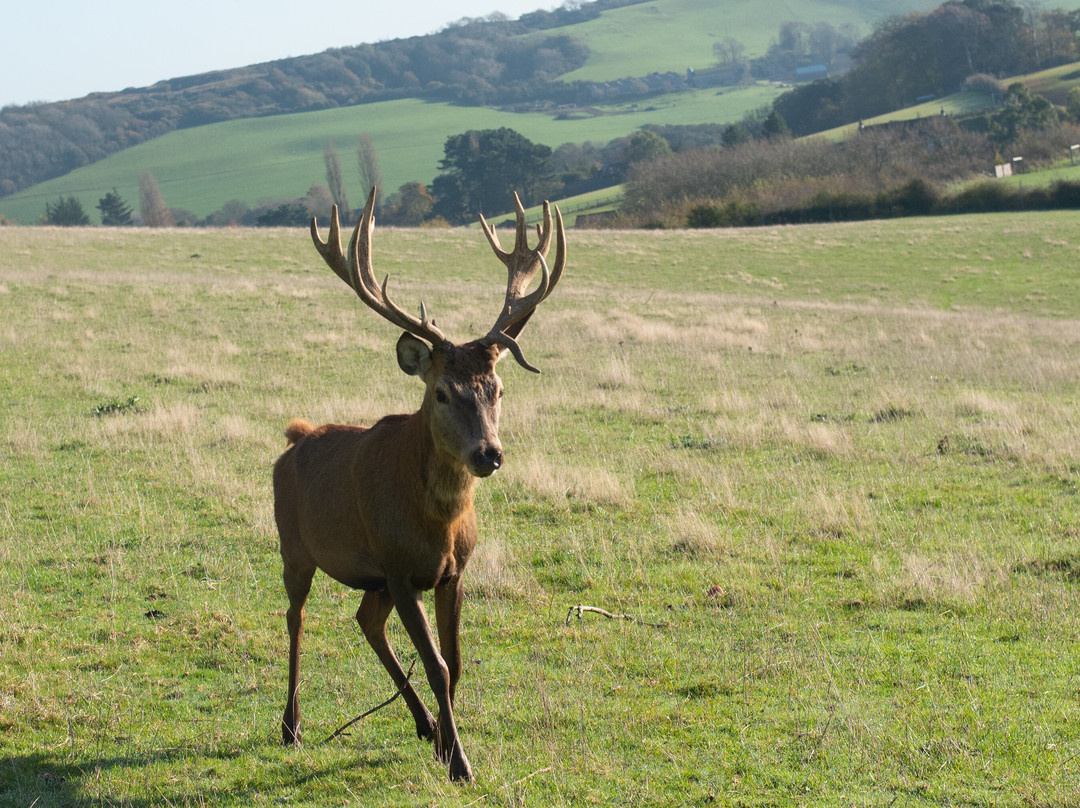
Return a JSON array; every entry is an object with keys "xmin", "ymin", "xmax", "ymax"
[
  {"xmin": 0, "ymin": 0, "xmax": 953, "ymax": 225},
  {"xmin": 0, "ymin": 87, "xmax": 780, "ymax": 224},
  {"xmin": 6, "ymin": 0, "xmax": 1080, "ymax": 225},
  {"xmin": 550, "ymin": 0, "xmax": 942, "ymax": 82}
]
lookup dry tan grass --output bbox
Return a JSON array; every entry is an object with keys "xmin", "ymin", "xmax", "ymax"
[
  {"xmin": 499, "ymin": 450, "xmax": 633, "ymax": 509},
  {"xmin": 664, "ymin": 505, "xmax": 727, "ymax": 558},
  {"xmin": 463, "ymin": 536, "xmax": 540, "ymax": 601},
  {"xmin": 883, "ymin": 552, "xmax": 1010, "ymax": 608}
]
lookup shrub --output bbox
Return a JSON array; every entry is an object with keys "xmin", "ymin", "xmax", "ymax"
[
  {"xmin": 953, "ymin": 181, "xmax": 1014, "ymax": 213},
  {"xmin": 1049, "ymin": 181, "xmax": 1080, "ymax": 208},
  {"xmin": 875, "ymin": 178, "xmax": 939, "ymax": 217}
]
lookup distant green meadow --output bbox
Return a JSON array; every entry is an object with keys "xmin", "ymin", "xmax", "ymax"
[
  {"xmin": 0, "ymin": 0, "xmax": 988, "ymax": 226},
  {"xmin": 546, "ymin": 0, "xmax": 947, "ymax": 83},
  {"xmin": 10, "ymin": 0, "xmax": 1080, "ymax": 226},
  {"xmin": 2, "ymin": 212, "xmax": 1080, "ymax": 805},
  {"xmin": 0, "ymin": 87, "xmax": 781, "ymax": 225}
]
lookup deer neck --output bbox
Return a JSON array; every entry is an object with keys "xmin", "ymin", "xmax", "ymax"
[{"xmin": 410, "ymin": 407, "xmax": 477, "ymax": 525}]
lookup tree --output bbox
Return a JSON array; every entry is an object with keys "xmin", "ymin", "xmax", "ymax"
[
  {"xmin": 723, "ymin": 123, "xmax": 752, "ymax": 147},
  {"xmin": 304, "ymin": 183, "xmax": 335, "ymax": 220},
  {"xmin": 430, "ymin": 128, "xmax": 554, "ymax": 224},
  {"xmin": 139, "ymin": 171, "xmax": 174, "ymax": 227},
  {"xmin": 383, "ymin": 182, "xmax": 436, "ymax": 226},
  {"xmin": 625, "ymin": 130, "xmax": 672, "ymax": 166},
  {"xmin": 96, "ymin": 188, "xmax": 133, "ymax": 226},
  {"xmin": 323, "ymin": 142, "xmax": 349, "ymax": 217},
  {"xmin": 988, "ymin": 83, "xmax": 1059, "ymax": 149},
  {"xmin": 763, "ymin": 110, "xmax": 792, "ymax": 139},
  {"xmin": 255, "ymin": 202, "xmax": 309, "ymax": 227},
  {"xmin": 45, "ymin": 196, "xmax": 90, "ymax": 226},
  {"xmin": 356, "ymin": 132, "xmax": 383, "ymax": 203},
  {"xmin": 713, "ymin": 36, "xmax": 746, "ymax": 65},
  {"xmin": 1067, "ymin": 86, "xmax": 1080, "ymax": 123}
]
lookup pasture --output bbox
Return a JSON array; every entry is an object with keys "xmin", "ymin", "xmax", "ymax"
[
  {"xmin": 0, "ymin": 86, "xmax": 783, "ymax": 227},
  {"xmin": 2, "ymin": 213, "xmax": 1080, "ymax": 806}
]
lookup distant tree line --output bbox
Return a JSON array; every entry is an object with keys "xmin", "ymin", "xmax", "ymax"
[
  {"xmin": 0, "ymin": 0, "xmax": 659, "ymax": 198},
  {"xmin": 773, "ymin": 0, "xmax": 1080, "ymax": 136},
  {"xmin": 39, "ymin": 85, "xmax": 1080, "ymax": 230},
  {"xmin": 620, "ymin": 93, "xmax": 1080, "ymax": 228}
]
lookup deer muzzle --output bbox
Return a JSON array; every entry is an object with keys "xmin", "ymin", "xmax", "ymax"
[{"xmin": 470, "ymin": 443, "xmax": 503, "ymax": 477}]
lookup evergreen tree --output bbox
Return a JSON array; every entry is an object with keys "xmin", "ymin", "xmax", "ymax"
[
  {"xmin": 44, "ymin": 196, "xmax": 90, "ymax": 226},
  {"xmin": 430, "ymin": 128, "xmax": 554, "ymax": 225},
  {"xmin": 97, "ymin": 188, "xmax": 133, "ymax": 226},
  {"xmin": 763, "ymin": 110, "xmax": 792, "ymax": 139}
]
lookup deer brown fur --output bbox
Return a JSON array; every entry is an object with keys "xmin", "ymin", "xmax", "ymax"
[{"xmin": 273, "ymin": 188, "xmax": 564, "ymax": 782}]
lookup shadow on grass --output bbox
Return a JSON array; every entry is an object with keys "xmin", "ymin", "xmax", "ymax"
[{"xmin": 0, "ymin": 740, "xmax": 397, "ymax": 807}]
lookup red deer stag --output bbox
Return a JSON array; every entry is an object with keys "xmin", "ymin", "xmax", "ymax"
[{"xmin": 273, "ymin": 187, "xmax": 564, "ymax": 782}]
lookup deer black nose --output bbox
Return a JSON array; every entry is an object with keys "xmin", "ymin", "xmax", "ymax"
[{"xmin": 472, "ymin": 445, "xmax": 503, "ymax": 476}]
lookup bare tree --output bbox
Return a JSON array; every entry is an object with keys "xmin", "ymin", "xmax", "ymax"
[
  {"xmin": 713, "ymin": 36, "xmax": 745, "ymax": 65},
  {"xmin": 356, "ymin": 132, "xmax": 383, "ymax": 205},
  {"xmin": 323, "ymin": 142, "xmax": 350, "ymax": 218},
  {"xmin": 139, "ymin": 170, "xmax": 174, "ymax": 227}
]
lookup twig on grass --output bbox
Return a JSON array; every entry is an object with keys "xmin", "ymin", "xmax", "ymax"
[
  {"xmin": 324, "ymin": 660, "xmax": 416, "ymax": 744},
  {"xmin": 462, "ymin": 766, "xmax": 553, "ymax": 807},
  {"xmin": 565, "ymin": 604, "xmax": 667, "ymax": 628}
]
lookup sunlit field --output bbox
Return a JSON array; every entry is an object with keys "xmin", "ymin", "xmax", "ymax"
[{"xmin": 2, "ymin": 212, "xmax": 1079, "ymax": 806}]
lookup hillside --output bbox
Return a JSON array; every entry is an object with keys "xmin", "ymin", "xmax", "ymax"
[
  {"xmin": 0, "ymin": 88, "xmax": 785, "ymax": 225},
  {"xmin": 547, "ymin": 0, "xmax": 941, "ymax": 82},
  {"xmin": 0, "ymin": 0, "xmax": 945, "ymax": 220},
  {"xmin": 6, "ymin": 0, "xmax": 1080, "ymax": 225}
]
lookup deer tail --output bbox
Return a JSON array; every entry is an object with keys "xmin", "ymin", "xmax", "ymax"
[{"xmin": 284, "ymin": 418, "xmax": 315, "ymax": 446}]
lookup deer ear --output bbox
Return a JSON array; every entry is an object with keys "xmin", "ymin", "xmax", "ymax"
[{"xmin": 396, "ymin": 332, "xmax": 432, "ymax": 377}]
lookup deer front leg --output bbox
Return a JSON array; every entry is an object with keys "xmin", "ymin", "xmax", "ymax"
[
  {"xmin": 388, "ymin": 579, "xmax": 474, "ymax": 783},
  {"xmin": 434, "ymin": 577, "xmax": 465, "ymax": 704},
  {"xmin": 356, "ymin": 589, "xmax": 437, "ymax": 742}
]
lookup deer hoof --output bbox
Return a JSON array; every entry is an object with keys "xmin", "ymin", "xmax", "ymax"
[
  {"xmin": 416, "ymin": 717, "xmax": 437, "ymax": 742},
  {"xmin": 449, "ymin": 753, "xmax": 474, "ymax": 783}
]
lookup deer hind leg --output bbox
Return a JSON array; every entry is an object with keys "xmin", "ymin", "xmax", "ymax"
[
  {"xmin": 281, "ymin": 558, "xmax": 315, "ymax": 745},
  {"xmin": 388, "ymin": 580, "xmax": 473, "ymax": 783},
  {"xmin": 356, "ymin": 589, "xmax": 437, "ymax": 742}
]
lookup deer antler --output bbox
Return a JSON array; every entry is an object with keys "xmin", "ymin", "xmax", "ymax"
[
  {"xmin": 479, "ymin": 193, "xmax": 565, "ymax": 373},
  {"xmin": 310, "ymin": 187, "xmax": 447, "ymax": 346}
]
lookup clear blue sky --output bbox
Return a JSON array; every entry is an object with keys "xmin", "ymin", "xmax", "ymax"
[{"xmin": 0, "ymin": 0, "xmax": 552, "ymax": 108}]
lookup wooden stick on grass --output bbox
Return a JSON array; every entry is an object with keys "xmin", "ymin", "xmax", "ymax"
[
  {"xmin": 565, "ymin": 604, "xmax": 667, "ymax": 628},
  {"xmin": 324, "ymin": 659, "xmax": 417, "ymax": 743}
]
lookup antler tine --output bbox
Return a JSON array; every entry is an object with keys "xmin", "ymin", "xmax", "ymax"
[
  {"xmin": 309, "ymin": 204, "xmax": 352, "ymax": 288},
  {"xmin": 480, "ymin": 195, "xmax": 566, "ymax": 372},
  {"xmin": 311, "ymin": 187, "xmax": 446, "ymax": 346}
]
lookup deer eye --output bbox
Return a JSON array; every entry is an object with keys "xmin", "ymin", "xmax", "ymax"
[{"xmin": 435, "ymin": 388, "xmax": 449, "ymax": 404}]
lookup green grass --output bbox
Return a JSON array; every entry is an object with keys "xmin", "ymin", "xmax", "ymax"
[
  {"xmin": 0, "ymin": 87, "xmax": 782, "ymax": 226},
  {"xmin": 815, "ymin": 91, "xmax": 998, "ymax": 140},
  {"xmin": 1014, "ymin": 60, "xmax": 1080, "ymax": 105},
  {"xmin": 3, "ymin": 212, "xmax": 1080, "ymax": 805},
  {"xmin": 549, "ymin": 0, "xmax": 947, "ymax": 83}
]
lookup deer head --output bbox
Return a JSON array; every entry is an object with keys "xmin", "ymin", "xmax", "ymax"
[{"xmin": 309, "ymin": 187, "xmax": 565, "ymax": 478}]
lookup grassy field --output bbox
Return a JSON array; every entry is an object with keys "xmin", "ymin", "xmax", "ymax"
[
  {"xmin": 547, "ymin": 0, "xmax": 946, "ymax": 83},
  {"xmin": 0, "ymin": 86, "xmax": 782, "ymax": 226},
  {"xmin": 2, "ymin": 212, "xmax": 1080, "ymax": 806}
]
